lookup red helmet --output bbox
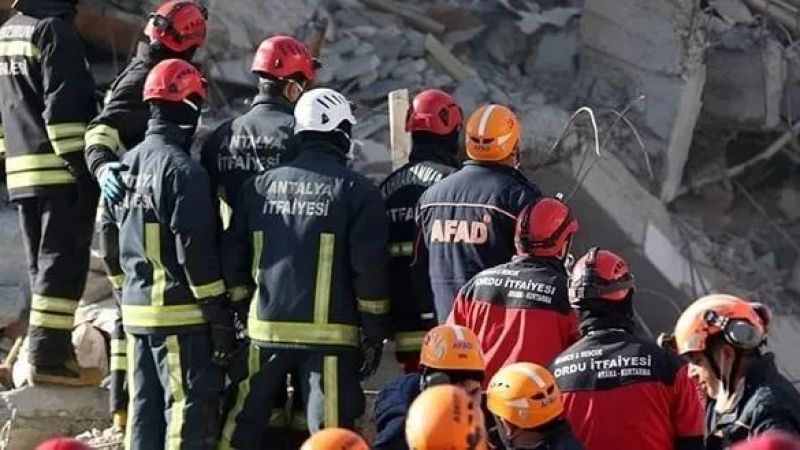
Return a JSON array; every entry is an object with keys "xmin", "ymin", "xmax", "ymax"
[
  {"xmin": 515, "ymin": 197, "xmax": 578, "ymax": 258},
  {"xmin": 406, "ymin": 89, "xmax": 463, "ymax": 135},
  {"xmin": 145, "ymin": 1, "xmax": 208, "ymax": 54},
  {"xmin": 569, "ymin": 248, "xmax": 634, "ymax": 303},
  {"xmin": 36, "ymin": 438, "xmax": 93, "ymax": 450},
  {"xmin": 731, "ymin": 431, "xmax": 800, "ymax": 450},
  {"xmin": 251, "ymin": 35, "xmax": 317, "ymax": 83},
  {"xmin": 143, "ymin": 59, "xmax": 207, "ymax": 103}
]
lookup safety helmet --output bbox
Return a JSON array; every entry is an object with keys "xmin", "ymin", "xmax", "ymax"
[
  {"xmin": 144, "ymin": 1, "xmax": 208, "ymax": 54},
  {"xmin": 405, "ymin": 385, "xmax": 488, "ymax": 450},
  {"xmin": 406, "ymin": 89, "xmax": 463, "ymax": 135},
  {"xmin": 465, "ymin": 104, "xmax": 521, "ymax": 162},
  {"xmin": 674, "ymin": 294, "xmax": 767, "ymax": 355},
  {"xmin": 568, "ymin": 247, "xmax": 634, "ymax": 303},
  {"xmin": 731, "ymin": 430, "xmax": 800, "ymax": 450},
  {"xmin": 251, "ymin": 35, "xmax": 317, "ymax": 83},
  {"xmin": 143, "ymin": 59, "xmax": 207, "ymax": 105},
  {"xmin": 419, "ymin": 324, "xmax": 484, "ymax": 372},
  {"xmin": 294, "ymin": 88, "xmax": 357, "ymax": 134},
  {"xmin": 487, "ymin": 362, "xmax": 563, "ymax": 429},
  {"xmin": 300, "ymin": 428, "xmax": 369, "ymax": 450},
  {"xmin": 35, "ymin": 438, "xmax": 93, "ymax": 450},
  {"xmin": 515, "ymin": 197, "xmax": 579, "ymax": 258}
]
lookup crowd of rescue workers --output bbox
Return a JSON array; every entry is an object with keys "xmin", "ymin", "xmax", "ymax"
[{"xmin": 1, "ymin": 1, "xmax": 799, "ymax": 449}]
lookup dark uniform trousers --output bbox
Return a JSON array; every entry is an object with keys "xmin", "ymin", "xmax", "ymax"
[
  {"xmin": 125, "ymin": 331, "xmax": 223, "ymax": 450},
  {"xmin": 19, "ymin": 192, "xmax": 97, "ymax": 366},
  {"xmin": 219, "ymin": 345, "xmax": 365, "ymax": 450}
]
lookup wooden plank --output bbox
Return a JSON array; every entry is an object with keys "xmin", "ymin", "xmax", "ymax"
[
  {"xmin": 388, "ymin": 88, "xmax": 411, "ymax": 170},
  {"xmin": 360, "ymin": 0, "xmax": 446, "ymax": 34},
  {"xmin": 423, "ymin": 33, "xmax": 472, "ymax": 83}
]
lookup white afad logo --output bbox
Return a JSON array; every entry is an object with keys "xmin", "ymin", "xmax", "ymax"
[{"xmin": 430, "ymin": 219, "xmax": 488, "ymax": 244}]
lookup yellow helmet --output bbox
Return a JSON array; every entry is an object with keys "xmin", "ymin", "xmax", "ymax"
[
  {"xmin": 487, "ymin": 362, "xmax": 563, "ymax": 429},
  {"xmin": 465, "ymin": 104, "xmax": 521, "ymax": 162},
  {"xmin": 405, "ymin": 385, "xmax": 488, "ymax": 450},
  {"xmin": 419, "ymin": 324, "xmax": 485, "ymax": 372}
]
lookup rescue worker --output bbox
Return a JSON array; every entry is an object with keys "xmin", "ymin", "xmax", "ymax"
[
  {"xmin": 373, "ymin": 324, "xmax": 485, "ymax": 450},
  {"xmin": 404, "ymin": 384, "xmax": 488, "ymax": 450},
  {"xmin": 87, "ymin": 0, "xmax": 208, "ymax": 429},
  {"xmin": 0, "ymin": 0, "xmax": 100, "ymax": 385},
  {"xmin": 731, "ymin": 431, "xmax": 800, "ymax": 450},
  {"xmin": 99, "ymin": 59, "xmax": 237, "ymax": 449},
  {"xmin": 300, "ymin": 428, "xmax": 369, "ymax": 450},
  {"xmin": 448, "ymin": 197, "xmax": 580, "ymax": 382},
  {"xmin": 379, "ymin": 89, "xmax": 462, "ymax": 373},
  {"xmin": 673, "ymin": 294, "xmax": 800, "ymax": 449},
  {"xmin": 218, "ymin": 88, "xmax": 390, "ymax": 449},
  {"xmin": 486, "ymin": 362, "xmax": 584, "ymax": 450},
  {"xmin": 551, "ymin": 248, "xmax": 704, "ymax": 450},
  {"xmin": 199, "ymin": 34, "xmax": 318, "ymax": 449},
  {"xmin": 415, "ymin": 104, "xmax": 541, "ymax": 321}
]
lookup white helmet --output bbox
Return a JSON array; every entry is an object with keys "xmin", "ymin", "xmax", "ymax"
[{"xmin": 294, "ymin": 88, "xmax": 357, "ymax": 134}]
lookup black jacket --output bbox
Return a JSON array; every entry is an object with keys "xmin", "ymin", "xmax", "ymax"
[
  {"xmin": 85, "ymin": 42, "xmax": 158, "ymax": 178},
  {"xmin": 222, "ymin": 139, "xmax": 391, "ymax": 350},
  {"xmin": 100, "ymin": 119, "xmax": 226, "ymax": 335},
  {"xmin": 490, "ymin": 421, "xmax": 584, "ymax": 450},
  {"xmin": 379, "ymin": 144, "xmax": 457, "ymax": 354},
  {"xmin": 705, "ymin": 354, "xmax": 800, "ymax": 449},
  {"xmin": 200, "ymin": 92, "xmax": 297, "ymax": 229},
  {"xmin": 415, "ymin": 161, "xmax": 541, "ymax": 321},
  {"xmin": 0, "ymin": 2, "xmax": 96, "ymax": 200}
]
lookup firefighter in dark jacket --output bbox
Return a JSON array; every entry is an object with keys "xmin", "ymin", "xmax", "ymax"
[
  {"xmin": 0, "ymin": 0, "xmax": 100, "ymax": 386},
  {"xmin": 448, "ymin": 197, "xmax": 580, "ymax": 383},
  {"xmin": 87, "ymin": 0, "xmax": 208, "ymax": 429},
  {"xmin": 487, "ymin": 362, "xmax": 584, "ymax": 450},
  {"xmin": 415, "ymin": 104, "xmax": 541, "ymax": 322},
  {"xmin": 99, "ymin": 59, "xmax": 237, "ymax": 449},
  {"xmin": 200, "ymin": 35, "xmax": 318, "ymax": 449},
  {"xmin": 219, "ymin": 88, "xmax": 390, "ymax": 450},
  {"xmin": 551, "ymin": 248, "xmax": 704, "ymax": 450},
  {"xmin": 379, "ymin": 89, "xmax": 462, "ymax": 373},
  {"xmin": 86, "ymin": 0, "xmax": 207, "ymax": 204},
  {"xmin": 673, "ymin": 294, "xmax": 800, "ymax": 449}
]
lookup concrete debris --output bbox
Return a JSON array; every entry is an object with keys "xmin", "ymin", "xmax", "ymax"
[
  {"xmin": 335, "ymin": 54, "xmax": 382, "ymax": 82},
  {"xmin": 517, "ymin": 7, "xmax": 581, "ymax": 35},
  {"xmin": 710, "ymin": 0, "xmax": 755, "ymax": 24},
  {"xmin": 778, "ymin": 184, "xmax": 800, "ymax": 221}
]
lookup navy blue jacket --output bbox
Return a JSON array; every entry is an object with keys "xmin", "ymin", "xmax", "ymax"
[
  {"xmin": 415, "ymin": 161, "xmax": 541, "ymax": 321},
  {"xmin": 373, "ymin": 373, "xmax": 422, "ymax": 450}
]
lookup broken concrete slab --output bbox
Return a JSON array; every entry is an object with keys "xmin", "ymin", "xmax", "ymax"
[
  {"xmin": 517, "ymin": 7, "xmax": 581, "ymax": 34},
  {"xmin": 710, "ymin": 0, "xmax": 755, "ymax": 24},
  {"xmin": 454, "ymin": 75, "xmax": 489, "ymax": 118},
  {"xmin": 526, "ymin": 28, "xmax": 580, "ymax": 80},
  {"xmin": 335, "ymin": 54, "xmax": 382, "ymax": 81}
]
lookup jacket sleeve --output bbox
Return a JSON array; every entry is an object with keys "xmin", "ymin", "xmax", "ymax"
[
  {"xmin": 221, "ymin": 180, "xmax": 256, "ymax": 312},
  {"xmin": 37, "ymin": 18, "xmax": 96, "ymax": 177},
  {"xmin": 372, "ymin": 374, "xmax": 421, "ymax": 450},
  {"xmin": 672, "ymin": 364, "xmax": 705, "ymax": 450},
  {"xmin": 168, "ymin": 164, "xmax": 226, "ymax": 303},
  {"xmin": 350, "ymin": 180, "xmax": 391, "ymax": 344},
  {"xmin": 748, "ymin": 389, "xmax": 800, "ymax": 436},
  {"xmin": 98, "ymin": 200, "xmax": 125, "ymax": 294},
  {"xmin": 410, "ymin": 203, "xmax": 437, "ymax": 323}
]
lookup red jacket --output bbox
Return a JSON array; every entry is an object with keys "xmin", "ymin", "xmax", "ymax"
[
  {"xmin": 447, "ymin": 256, "xmax": 579, "ymax": 383},
  {"xmin": 552, "ymin": 329, "xmax": 704, "ymax": 450}
]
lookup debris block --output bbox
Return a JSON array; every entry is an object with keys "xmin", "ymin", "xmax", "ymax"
[
  {"xmin": 517, "ymin": 7, "xmax": 581, "ymax": 35},
  {"xmin": 335, "ymin": 54, "xmax": 382, "ymax": 81},
  {"xmin": 423, "ymin": 34, "xmax": 473, "ymax": 83},
  {"xmin": 710, "ymin": 0, "xmax": 755, "ymax": 24},
  {"xmin": 359, "ymin": 0, "xmax": 446, "ymax": 34}
]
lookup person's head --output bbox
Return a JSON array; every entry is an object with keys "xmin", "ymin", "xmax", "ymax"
[
  {"xmin": 251, "ymin": 35, "xmax": 318, "ymax": 104},
  {"xmin": 293, "ymin": 88, "xmax": 357, "ymax": 154},
  {"xmin": 144, "ymin": 1, "xmax": 207, "ymax": 59},
  {"xmin": 300, "ymin": 428, "xmax": 369, "ymax": 450},
  {"xmin": 730, "ymin": 431, "xmax": 800, "ymax": 450},
  {"xmin": 487, "ymin": 363, "xmax": 564, "ymax": 448},
  {"xmin": 36, "ymin": 437, "xmax": 93, "ymax": 450},
  {"xmin": 465, "ymin": 104, "xmax": 522, "ymax": 168},
  {"xmin": 568, "ymin": 247, "xmax": 635, "ymax": 334},
  {"xmin": 514, "ymin": 197, "xmax": 578, "ymax": 261},
  {"xmin": 143, "ymin": 58, "xmax": 207, "ymax": 135},
  {"xmin": 405, "ymin": 384, "xmax": 488, "ymax": 450},
  {"xmin": 674, "ymin": 294, "xmax": 768, "ymax": 399},
  {"xmin": 419, "ymin": 324, "xmax": 485, "ymax": 404},
  {"xmin": 407, "ymin": 89, "xmax": 463, "ymax": 156}
]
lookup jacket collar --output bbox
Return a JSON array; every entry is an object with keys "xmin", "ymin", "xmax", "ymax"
[
  {"xmin": 251, "ymin": 92, "xmax": 295, "ymax": 114},
  {"xmin": 409, "ymin": 142, "xmax": 458, "ymax": 167},
  {"xmin": 145, "ymin": 119, "xmax": 193, "ymax": 149},
  {"xmin": 463, "ymin": 159, "xmax": 526, "ymax": 177},
  {"xmin": 296, "ymin": 139, "xmax": 348, "ymax": 165},
  {"xmin": 510, "ymin": 255, "xmax": 567, "ymax": 272}
]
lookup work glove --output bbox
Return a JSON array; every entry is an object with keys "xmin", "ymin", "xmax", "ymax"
[
  {"xmin": 199, "ymin": 296, "xmax": 239, "ymax": 366},
  {"xmin": 358, "ymin": 335, "xmax": 384, "ymax": 380},
  {"xmin": 97, "ymin": 162, "xmax": 128, "ymax": 204}
]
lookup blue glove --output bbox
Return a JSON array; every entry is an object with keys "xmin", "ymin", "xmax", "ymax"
[{"xmin": 98, "ymin": 162, "xmax": 127, "ymax": 204}]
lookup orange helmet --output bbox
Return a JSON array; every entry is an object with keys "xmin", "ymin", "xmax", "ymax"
[
  {"xmin": 674, "ymin": 294, "xmax": 767, "ymax": 355},
  {"xmin": 515, "ymin": 197, "xmax": 579, "ymax": 258},
  {"xmin": 419, "ymin": 325, "xmax": 484, "ymax": 372},
  {"xmin": 405, "ymin": 385, "xmax": 488, "ymax": 450},
  {"xmin": 569, "ymin": 247, "xmax": 634, "ymax": 303},
  {"xmin": 465, "ymin": 104, "xmax": 521, "ymax": 162},
  {"xmin": 487, "ymin": 362, "xmax": 563, "ymax": 429},
  {"xmin": 300, "ymin": 428, "xmax": 369, "ymax": 450}
]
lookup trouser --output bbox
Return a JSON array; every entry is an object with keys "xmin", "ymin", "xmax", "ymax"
[
  {"xmin": 125, "ymin": 332, "xmax": 224, "ymax": 450},
  {"xmin": 18, "ymin": 193, "xmax": 96, "ymax": 366},
  {"xmin": 219, "ymin": 345, "xmax": 365, "ymax": 450},
  {"xmin": 109, "ymin": 303, "xmax": 128, "ymax": 413}
]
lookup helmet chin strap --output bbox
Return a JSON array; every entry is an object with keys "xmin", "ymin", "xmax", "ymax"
[{"xmin": 708, "ymin": 345, "xmax": 743, "ymax": 411}]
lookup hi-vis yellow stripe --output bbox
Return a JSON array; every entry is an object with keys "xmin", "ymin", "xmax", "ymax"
[
  {"xmin": 165, "ymin": 336, "xmax": 187, "ymax": 450},
  {"xmin": 5, "ymin": 154, "xmax": 65, "ymax": 172},
  {"xmin": 189, "ymin": 279, "xmax": 225, "ymax": 299},
  {"xmin": 145, "ymin": 223, "xmax": 165, "ymax": 306},
  {"xmin": 314, "ymin": 233, "xmax": 334, "ymax": 324},
  {"xmin": 6, "ymin": 171, "xmax": 74, "ymax": 189},
  {"xmin": 124, "ymin": 335, "xmax": 135, "ymax": 450},
  {"xmin": 247, "ymin": 320, "xmax": 358, "ymax": 347},
  {"xmin": 122, "ymin": 304, "xmax": 205, "ymax": 328},
  {"xmin": 324, "ymin": 356, "xmax": 338, "ymax": 427},
  {"xmin": 219, "ymin": 345, "xmax": 261, "ymax": 448},
  {"xmin": 388, "ymin": 241, "xmax": 414, "ymax": 257},
  {"xmin": 46, "ymin": 123, "xmax": 87, "ymax": 156},
  {"xmin": 251, "ymin": 230, "xmax": 263, "ymax": 308},
  {"xmin": 0, "ymin": 40, "xmax": 40, "ymax": 58},
  {"xmin": 395, "ymin": 331, "xmax": 427, "ymax": 352},
  {"xmin": 30, "ymin": 311, "xmax": 73, "ymax": 330},
  {"xmin": 229, "ymin": 285, "xmax": 250, "ymax": 303},
  {"xmin": 85, "ymin": 124, "xmax": 121, "ymax": 151},
  {"xmin": 31, "ymin": 294, "xmax": 78, "ymax": 314},
  {"xmin": 107, "ymin": 273, "xmax": 125, "ymax": 290},
  {"xmin": 357, "ymin": 298, "xmax": 390, "ymax": 315},
  {"xmin": 5, "ymin": 154, "xmax": 74, "ymax": 190}
]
